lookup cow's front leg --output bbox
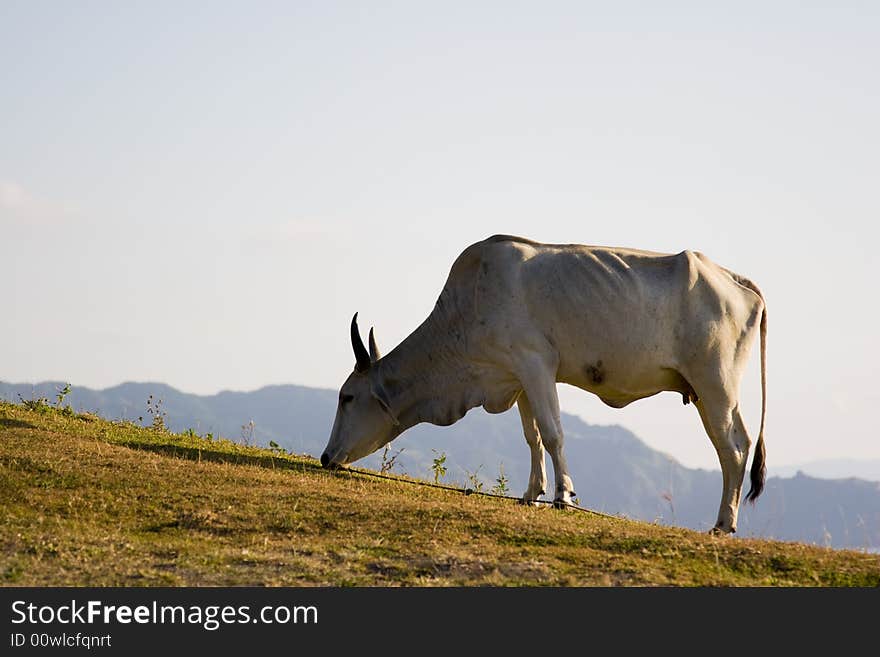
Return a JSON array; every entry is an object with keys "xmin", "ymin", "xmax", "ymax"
[
  {"xmin": 545, "ymin": 433, "xmax": 576, "ymax": 509},
  {"xmin": 517, "ymin": 393, "xmax": 546, "ymax": 505},
  {"xmin": 519, "ymin": 365, "xmax": 576, "ymax": 509}
]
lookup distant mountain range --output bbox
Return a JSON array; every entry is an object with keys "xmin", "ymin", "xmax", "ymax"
[
  {"xmin": 773, "ymin": 459, "xmax": 880, "ymax": 483},
  {"xmin": 3, "ymin": 380, "xmax": 878, "ymax": 550}
]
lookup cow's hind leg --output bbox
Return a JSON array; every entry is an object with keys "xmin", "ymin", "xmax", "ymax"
[
  {"xmin": 694, "ymin": 393, "xmax": 753, "ymax": 534},
  {"xmin": 517, "ymin": 394, "xmax": 547, "ymax": 505}
]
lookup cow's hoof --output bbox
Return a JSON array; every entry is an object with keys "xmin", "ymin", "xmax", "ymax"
[
  {"xmin": 553, "ymin": 499, "xmax": 575, "ymax": 510},
  {"xmin": 519, "ymin": 498, "xmax": 541, "ymax": 507},
  {"xmin": 709, "ymin": 525, "xmax": 734, "ymax": 536}
]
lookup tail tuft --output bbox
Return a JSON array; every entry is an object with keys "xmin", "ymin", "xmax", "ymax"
[{"xmin": 745, "ymin": 433, "xmax": 765, "ymax": 503}]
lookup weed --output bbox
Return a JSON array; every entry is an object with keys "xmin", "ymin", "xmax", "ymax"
[
  {"xmin": 268, "ymin": 441, "xmax": 286, "ymax": 455},
  {"xmin": 143, "ymin": 395, "xmax": 167, "ymax": 432},
  {"xmin": 17, "ymin": 393, "xmax": 50, "ymax": 413},
  {"xmin": 430, "ymin": 450, "xmax": 447, "ymax": 484},
  {"xmin": 240, "ymin": 420, "xmax": 255, "ymax": 446},
  {"xmin": 465, "ymin": 465, "xmax": 485, "ymax": 493},
  {"xmin": 491, "ymin": 463, "xmax": 509, "ymax": 496},
  {"xmin": 661, "ymin": 491, "xmax": 675, "ymax": 523},
  {"xmin": 55, "ymin": 383, "xmax": 71, "ymax": 408},
  {"xmin": 380, "ymin": 444, "xmax": 404, "ymax": 474}
]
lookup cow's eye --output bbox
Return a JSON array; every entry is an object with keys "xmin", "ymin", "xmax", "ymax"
[{"xmin": 340, "ymin": 394, "xmax": 354, "ymax": 405}]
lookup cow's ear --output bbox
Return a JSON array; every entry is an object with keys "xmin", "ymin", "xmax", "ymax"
[{"xmin": 369, "ymin": 374, "xmax": 399, "ymax": 426}]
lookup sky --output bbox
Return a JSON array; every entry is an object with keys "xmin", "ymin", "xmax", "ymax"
[{"xmin": 2, "ymin": 1, "xmax": 878, "ymax": 471}]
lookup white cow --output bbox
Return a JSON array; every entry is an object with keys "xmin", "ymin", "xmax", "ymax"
[{"xmin": 321, "ymin": 235, "xmax": 767, "ymax": 534}]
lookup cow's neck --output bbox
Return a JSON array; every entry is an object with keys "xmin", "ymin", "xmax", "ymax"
[{"xmin": 375, "ymin": 313, "xmax": 483, "ymax": 431}]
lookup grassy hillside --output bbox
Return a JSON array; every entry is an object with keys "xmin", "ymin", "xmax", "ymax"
[
  {"xmin": 1, "ymin": 400, "xmax": 878, "ymax": 586},
  {"xmin": 7, "ymin": 381, "xmax": 878, "ymax": 549}
]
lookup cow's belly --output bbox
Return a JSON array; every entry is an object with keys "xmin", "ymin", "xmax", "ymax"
[{"xmin": 557, "ymin": 351, "xmax": 688, "ymax": 409}]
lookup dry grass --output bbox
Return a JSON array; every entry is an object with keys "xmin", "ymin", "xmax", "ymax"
[{"xmin": 1, "ymin": 400, "xmax": 878, "ymax": 586}]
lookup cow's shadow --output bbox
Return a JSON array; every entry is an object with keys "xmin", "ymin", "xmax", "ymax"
[
  {"xmin": 118, "ymin": 441, "xmax": 324, "ymax": 474},
  {"xmin": 0, "ymin": 418, "xmax": 38, "ymax": 430}
]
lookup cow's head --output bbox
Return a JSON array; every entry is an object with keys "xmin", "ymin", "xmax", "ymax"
[{"xmin": 320, "ymin": 313, "xmax": 400, "ymax": 468}]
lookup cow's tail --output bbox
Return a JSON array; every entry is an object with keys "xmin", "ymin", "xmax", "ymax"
[
  {"xmin": 724, "ymin": 269, "xmax": 767, "ymax": 503},
  {"xmin": 741, "ymin": 279, "xmax": 767, "ymax": 504}
]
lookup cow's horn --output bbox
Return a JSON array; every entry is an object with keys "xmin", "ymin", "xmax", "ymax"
[
  {"xmin": 351, "ymin": 313, "xmax": 371, "ymax": 373},
  {"xmin": 368, "ymin": 327, "xmax": 380, "ymax": 362}
]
